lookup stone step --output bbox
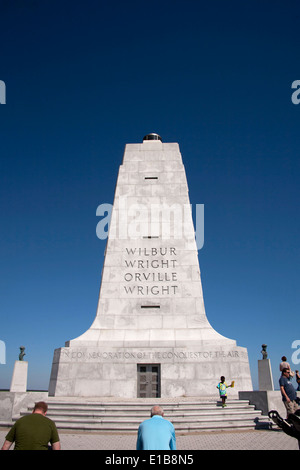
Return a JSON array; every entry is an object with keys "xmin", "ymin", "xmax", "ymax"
[
  {"xmin": 18, "ymin": 398, "xmax": 271, "ymax": 433},
  {"xmin": 21, "ymin": 409, "xmax": 261, "ymax": 420},
  {"xmin": 34, "ymin": 399, "xmax": 254, "ymax": 410},
  {"xmin": 44, "ymin": 398, "xmax": 251, "ymax": 405},
  {"xmin": 32, "ymin": 409, "xmax": 259, "ymax": 418},
  {"xmin": 28, "ymin": 403, "xmax": 256, "ymax": 413},
  {"xmin": 24, "ymin": 417, "xmax": 269, "ymax": 433}
]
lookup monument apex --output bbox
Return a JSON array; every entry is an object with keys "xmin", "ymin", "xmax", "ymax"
[{"xmin": 143, "ymin": 133, "xmax": 162, "ymax": 141}]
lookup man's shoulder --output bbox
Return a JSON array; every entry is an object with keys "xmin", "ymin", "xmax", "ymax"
[
  {"xmin": 140, "ymin": 416, "xmax": 174, "ymax": 428},
  {"xmin": 16, "ymin": 413, "xmax": 36, "ymax": 424},
  {"xmin": 12, "ymin": 413, "xmax": 38, "ymax": 431},
  {"xmin": 42, "ymin": 415, "xmax": 58, "ymax": 428},
  {"xmin": 18, "ymin": 413, "xmax": 56, "ymax": 427},
  {"xmin": 140, "ymin": 417, "xmax": 152, "ymax": 425},
  {"xmin": 279, "ymin": 375, "xmax": 288, "ymax": 385}
]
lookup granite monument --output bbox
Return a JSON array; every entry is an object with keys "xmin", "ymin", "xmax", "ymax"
[{"xmin": 49, "ymin": 134, "xmax": 253, "ymax": 398}]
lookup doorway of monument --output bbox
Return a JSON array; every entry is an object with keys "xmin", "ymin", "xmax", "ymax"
[{"xmin": 137, "ymin": 364, "xmax": 161, "ymax": 398}]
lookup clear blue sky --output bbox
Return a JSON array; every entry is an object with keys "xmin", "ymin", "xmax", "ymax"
[{"xmin": 0, "ymin": 0, "xmax": 299, "ymax": 392}]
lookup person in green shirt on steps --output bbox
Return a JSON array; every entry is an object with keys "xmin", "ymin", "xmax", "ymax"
[
  {"xmin": 217, "ymin": 376, "xmax": 234, "ymax": 408},
  {"xmin": 1, "ymin": 401, "xmax": 60, "ymax": 450}
]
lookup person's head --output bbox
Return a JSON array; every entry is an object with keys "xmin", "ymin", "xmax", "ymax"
[
  {"xmin": 220, "ymin": 376, "xmax": 225, "ymax": 383},
  {"xmin": 282, "ymin": 368, "xmax": 290, "ymax": 377},
  {"xmin": 33, "ymin": 401, "xmax": 48, "ymax": 415},
  {"xmin": 151, "ymin": 405, "xmax": 164, "ymax": 417},
  {"xmin": 281, "ymin": 356, "xmax": 287, "ymax": 362}
]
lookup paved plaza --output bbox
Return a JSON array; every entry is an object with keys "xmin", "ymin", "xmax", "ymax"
[{"xmin": 0, "ymin": 427, "xmax": 299, "ymax": 450}]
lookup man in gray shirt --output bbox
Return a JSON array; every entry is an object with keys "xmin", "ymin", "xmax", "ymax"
[{"xmin": 279, "ymin": 368, "xmax": 299, "ymax": 418}]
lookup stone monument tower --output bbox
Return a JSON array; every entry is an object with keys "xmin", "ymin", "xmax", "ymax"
[{"xmin": 49, "ymin": 134, "xmax": 253, "ymax": 398}]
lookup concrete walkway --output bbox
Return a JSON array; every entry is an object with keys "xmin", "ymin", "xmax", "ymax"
[{"xmin": 0, "ymin": 427, "xmax": 299, "ymax": 450}]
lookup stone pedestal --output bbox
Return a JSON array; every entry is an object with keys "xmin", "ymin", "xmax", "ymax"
[
  {"xmin": 258, "ymin": 359, "xmax": 274, "ymax": 391},
  {"xmin": 10, "ymin": 361, "xmax": 28, "ymax": 392},
  {"xmin": 49, "ymin": 135, "xmax": 253, "ymax": 398},
  {"xmin": 239, "ymin": 390, "xmax": 300, "ymax": 417}
]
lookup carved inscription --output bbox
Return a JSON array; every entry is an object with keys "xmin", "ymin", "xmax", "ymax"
[
  {"xmin": 122, "ymin": 247, "xmax": 180, "ymax": 296},
  {"xmin": 61, "ymin": 350, "xmax": 242, "ymax": 361}
]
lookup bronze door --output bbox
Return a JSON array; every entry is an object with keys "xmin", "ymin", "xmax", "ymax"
[{"xmin": 137, "ymin": 364, "xmax": 161, "ymax": 398}]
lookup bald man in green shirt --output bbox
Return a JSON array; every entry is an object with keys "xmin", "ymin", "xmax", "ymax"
[{"xmin": 1, "ymin": 401, "xmax": 60, "ymax": 451}]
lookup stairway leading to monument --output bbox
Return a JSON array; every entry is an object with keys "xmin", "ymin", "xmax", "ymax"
[{"xmin": 18, "ymin": 398, "xmax": 271, "ymax": 433}]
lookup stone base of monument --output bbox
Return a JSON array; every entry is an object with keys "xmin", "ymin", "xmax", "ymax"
[
  {"xmin": 239, "ymin": 390, "xmax": 296, "ymax": 418},
  {"xmin": 0, "ymin": 390, "xmax": 48, "ymax": 424},
  {"xmin": 49, "ymin": 344, "xmax": 253, "ymax": 398},
  {"xmin": 10, "ymin": 361, "xmax": 28, "ymax": 393}
]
